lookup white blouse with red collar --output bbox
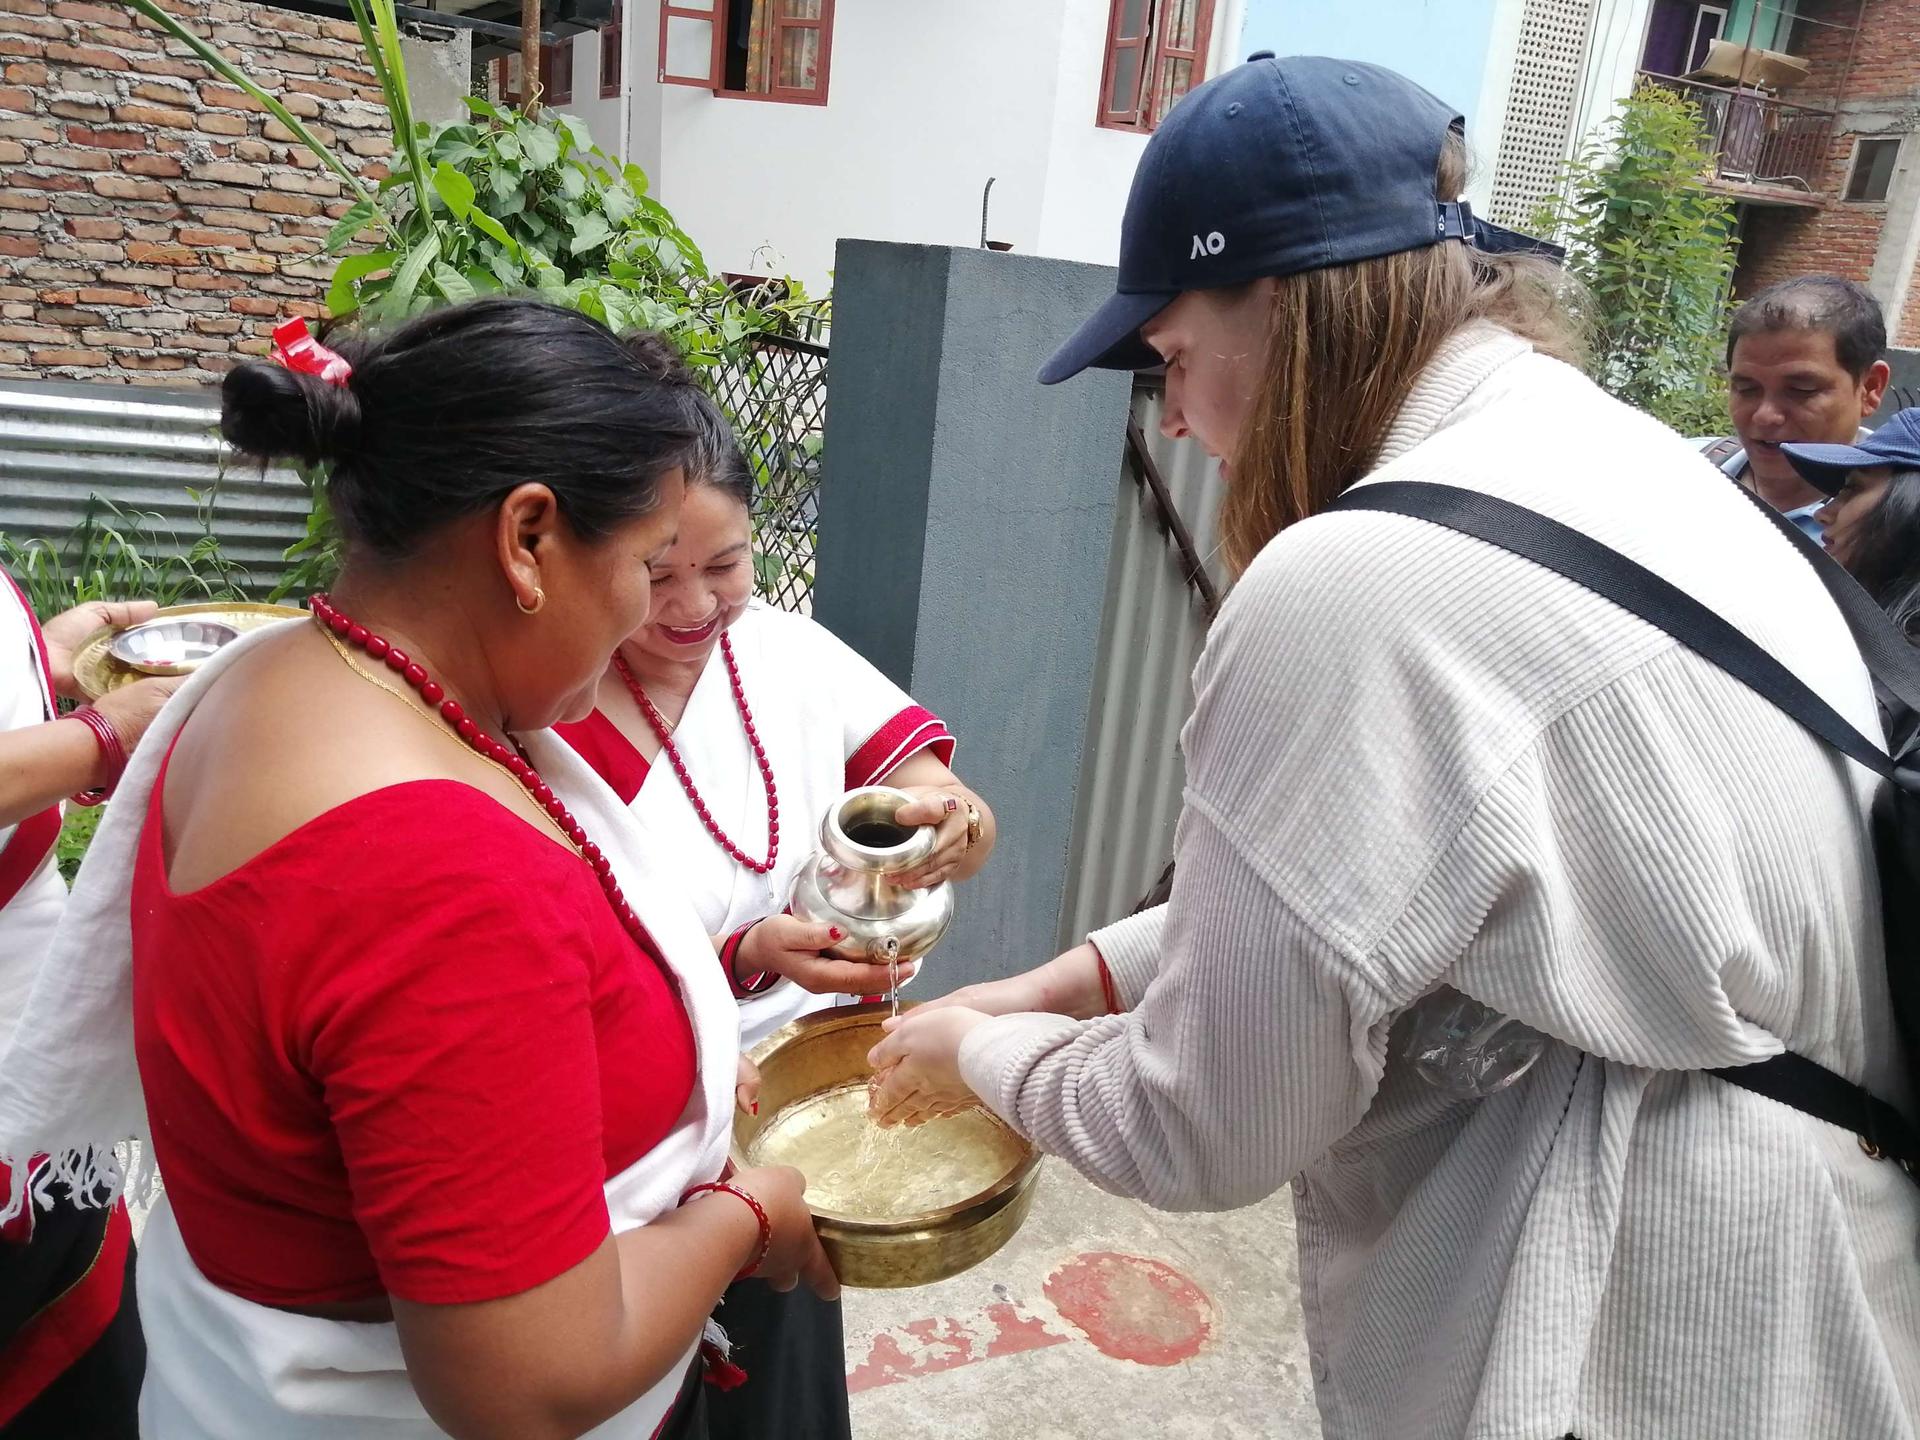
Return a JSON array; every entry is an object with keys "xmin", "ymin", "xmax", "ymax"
[{"xmin": 559, "ymin": 603, "xmax": 954, "ymax": 1047}]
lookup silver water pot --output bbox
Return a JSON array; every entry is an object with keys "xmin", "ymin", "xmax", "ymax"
[{"xmin": 787, "ymin": 786, "xmax": 955, "ymax": 971}]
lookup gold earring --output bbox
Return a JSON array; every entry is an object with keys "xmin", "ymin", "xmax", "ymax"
[{"xmin": 517, "ymin": 585, "xmax": 545, "ymax": 615}]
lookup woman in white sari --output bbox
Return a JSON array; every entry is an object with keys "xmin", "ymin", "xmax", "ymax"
[{"xmin": 558, "ymin": 384, "xmax": 997, "ymax": 1440}]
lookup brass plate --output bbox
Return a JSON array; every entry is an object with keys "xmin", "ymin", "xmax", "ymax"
[
  {"xmin": 70, "ymin": 602, "xmax": 306, "ymax": 701},
  {"xmin": 735, "ymin": 1006, "xmax": 1041, "ymax": 1289}
]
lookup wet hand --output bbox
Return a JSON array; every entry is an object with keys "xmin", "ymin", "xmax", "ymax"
[{"xmin": 865, "ymin": 1007, "xmax": 989, "ymax": 1127}]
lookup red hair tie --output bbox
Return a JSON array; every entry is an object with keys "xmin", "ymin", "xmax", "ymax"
[{"xmin": 270, "ymin": 317, "xmax": 352, "ymax": 387}]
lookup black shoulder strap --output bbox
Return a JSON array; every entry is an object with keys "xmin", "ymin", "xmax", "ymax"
[
  {"xmin": 1326, "ymin": 480, "xmax": 1920, "ymax": 1170},
  {"xmin": 1722, "ymin": 478, "xmax": 1920, "ymax": 715},
  {"xmin": 1327, "ymin": 482, "xmax": 1896, "ymax": 776}
]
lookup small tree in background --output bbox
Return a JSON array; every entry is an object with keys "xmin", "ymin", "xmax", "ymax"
[{"xmin": 1532, "ymin": 82, "xmax": 1740, "ymax": 436}]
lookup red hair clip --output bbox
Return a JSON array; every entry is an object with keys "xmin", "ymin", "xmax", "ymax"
[{"xmin": 270, "ymin": 317, "xmax": 352, "ymax": 387}]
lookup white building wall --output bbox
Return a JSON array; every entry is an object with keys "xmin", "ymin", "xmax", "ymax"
[
  {"xmin": 564, "ymin": 1, "xmax": 1246, "ymax": 291},
  {"xmin": 1035, "ymin": 0, "xmax": 1244, "ymax": 265},
  {"xmin": 562, "ymin": 29, "xmax": 626, "ymax": 165}
]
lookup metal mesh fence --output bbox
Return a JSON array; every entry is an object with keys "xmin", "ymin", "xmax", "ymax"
[{"xmin": 707, "ymin": 334, "xmax": 828, "ymax": 613}]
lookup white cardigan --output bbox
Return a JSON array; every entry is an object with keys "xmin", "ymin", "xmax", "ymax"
[{"xmin": 961, "ymin": 324, "xmax": 1920, "ymax": 1439}]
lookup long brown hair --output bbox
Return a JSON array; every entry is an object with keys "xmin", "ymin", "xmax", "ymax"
[{"xmin": 1220, "ymin": 135, "xmax": 1583, "ymax": 574}]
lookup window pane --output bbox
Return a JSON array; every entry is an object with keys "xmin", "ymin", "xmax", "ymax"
[
  {"xmin": 1165, "ymin": 0, "xmax": 1199, "ymax": 49},
  {"xmin": 1107, "ymin": 41, "xmax": 1143, "ymax": 119},
  {"xmin": 1846, "ymin": 138, "xmax": 1899, "ymax": 202},
  {"xmin": 664, "ymin": 15, "xmax": 715, "ymax": 78},
  {"xmin": 1115, "ymin": 0, "xmax": 1149, "ymax": 41},
  {"xmin": 1155, "ymin": 55, "xmax": 1194, "ymax": 121},
  {"xmin": 778, "ymin": 25, "xmax": 820, "ymax": 90},
  {"xmin": 673, "ymin": 0, "xmax": 716, "ymax": 11},
  {"xmin": 780, "ymin": 0, "xmax": 821, "ymax": 17}
]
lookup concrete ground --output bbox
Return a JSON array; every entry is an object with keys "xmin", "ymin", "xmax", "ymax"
[
  {"xmin": 843, "ymin": 1163, "xmax": 1324, "ymax": 1440},
  {"xmin": 127, "ymin": 1148, "xmax": 1324, "ymax": 1438}
]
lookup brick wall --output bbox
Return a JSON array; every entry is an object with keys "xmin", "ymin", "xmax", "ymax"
[
  {"xmin": 0, "ymin": 0, "xmax": 390, "ymax": 386},
  {"xmin": 1728, "ymin": 0, "xmax": 1920, "ymax": 344}
]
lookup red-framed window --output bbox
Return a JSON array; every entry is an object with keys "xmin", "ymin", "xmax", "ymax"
[
  {"xmin": 658, "ymin": 0, "xmax": 834, "ymax": 107},
  {"xmin": 600, "ymin": 0, "xmax": 623, "ymax": 98},
  {"xmin": 491, "ymin": 38, "xmax": 573, "ymax": 107},
  {"xmin": 1097, "ymin": 0, "xmax": 1215, "ymax": 132},
  {"xmin": 544, "ymin": 36, "xmax": 574, "ymax": 105}
]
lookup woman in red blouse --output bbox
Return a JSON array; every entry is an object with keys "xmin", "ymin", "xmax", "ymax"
[{"xmin": 123, "ymin": 299, "xmax": 834, "ymax": 1440}]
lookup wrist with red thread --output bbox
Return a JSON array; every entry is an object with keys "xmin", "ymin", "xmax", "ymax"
[
  {"xmin": 67, "ymin": 706, "xmax": 127, "ymax": 807},
  {"xmin": 1092, "ymin": 942, "xmax": 1122, "ymax": 1016},
  {"xmin": 681, "ymin": 1180, "xmax": 772, "ymax": 1280}
]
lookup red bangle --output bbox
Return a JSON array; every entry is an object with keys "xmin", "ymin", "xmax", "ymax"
[
  {"xmin": 720, "ymin": 918, "xmax": 781, "ymax": 999},
  {"xmin": 681, "ymin": 1180, "xmax": 773, "ymax": 1281},
  {"xmin": 68, "ymin": 707, "xmax": 127, "ymax": 806}
]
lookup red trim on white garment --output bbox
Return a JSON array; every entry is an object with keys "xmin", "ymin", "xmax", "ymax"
[
  {"xmin": 846, "ymin": 707, "xmax": 955, "ymax": 790},
  {"xmin": 0, "ymin": 1201, "xmax": 130, "ymax": 1426}
]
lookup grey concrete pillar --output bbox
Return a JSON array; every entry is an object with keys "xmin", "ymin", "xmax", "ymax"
[{"xmin": 814, "ymin": 241, "xmax": 1133, "ymax": 993}]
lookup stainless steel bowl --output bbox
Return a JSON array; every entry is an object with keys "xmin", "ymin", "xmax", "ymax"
[{"xmin": 107, "ymin": 617, "xmax": 242, "ymax": 676}]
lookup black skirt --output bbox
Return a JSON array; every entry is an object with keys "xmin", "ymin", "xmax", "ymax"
[
  {"xmin": 705, "ymin": 1280, "xmax": 851, "ymax": 1440},
  {"xmin": 0, "ymin": 1196, "xmax": 143, "ymax": 1440}
]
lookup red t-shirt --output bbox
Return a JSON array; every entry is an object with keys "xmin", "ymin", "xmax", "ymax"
[{"xmin": 130, "ymin": 764, "xmax": 697, "ymax": 1308}]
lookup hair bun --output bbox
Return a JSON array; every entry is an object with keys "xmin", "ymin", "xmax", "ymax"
[
  {"xmin": 220, "ymin": 359, "xmax": 363, "ymax": 466},
  {"xmin": 623, "ymin": 329, "xmax": 694, "ymax": 385}
]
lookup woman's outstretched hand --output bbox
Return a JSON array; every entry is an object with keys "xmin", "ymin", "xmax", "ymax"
[{"xmin": 865, "ymin": 1006, "xmax": 990, "ymax": 1127}]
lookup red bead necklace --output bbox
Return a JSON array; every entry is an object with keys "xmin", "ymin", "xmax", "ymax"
[
  {"xmin": 308, "ymin": 593, "xmax": 650, "ymax": 947},
  {"xmin": 613, "ymin": 635, "xmax": 779, "ymax": 876}
]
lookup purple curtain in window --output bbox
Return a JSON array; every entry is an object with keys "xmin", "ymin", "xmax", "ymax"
[{"xmin": 1642, "ymin": 0, "xmax": 1696, "ymax": 76}]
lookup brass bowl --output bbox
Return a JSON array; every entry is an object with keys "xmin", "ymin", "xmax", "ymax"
[
  {"xmin": 735, "ymin": 1006, "xmax": 1040, "ymax": 1289},
  {"xmin": 70, "ymin": 602, "xmax": 306, "ymax": 700}
]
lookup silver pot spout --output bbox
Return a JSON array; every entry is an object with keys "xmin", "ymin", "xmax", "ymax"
[{"xmin": 788, "ymin": 786, "xmax": 956, "ymax": 967}]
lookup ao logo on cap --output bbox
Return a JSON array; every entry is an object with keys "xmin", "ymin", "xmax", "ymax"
[{"xmin": 1189, "ymin": 230, "xmax": 1225, "ymax": 260}]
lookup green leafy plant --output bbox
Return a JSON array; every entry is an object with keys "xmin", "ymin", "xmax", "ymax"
[
  {"xmin": 121, "ymin": 0, "xmax": 828, "ymax": 602},
  {"xmin": 1532, "ymin": 83, "xmax": 1740, "ymax": 435},
  {"xmin": 325, "ymin": 99, "xmax": 821, "ymax": 361},
  {"xmin": 270, "ymin": 467, "xmax": 343, "ymax": 602},
  {"xmin": 1, "ymin": 492, "xmax": 250, "ymax": 619},
  {"xmin": 57, "ymin": 806, "xmax": 102, "ymax": 886}
]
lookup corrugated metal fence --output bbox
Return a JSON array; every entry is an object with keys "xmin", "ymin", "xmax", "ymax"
[
  {"xmin": 1057, "ymin": 382, "xmax": 1226, "ymax": 947},
  {"xmin": 0, "ymin": 376, "xmax": 308, "ymax": 593}
]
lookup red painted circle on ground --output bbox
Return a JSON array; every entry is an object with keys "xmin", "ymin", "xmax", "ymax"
[{"xmin": 1043, "ymin": 1251, "xmax": 1214, "ymax": 1366}]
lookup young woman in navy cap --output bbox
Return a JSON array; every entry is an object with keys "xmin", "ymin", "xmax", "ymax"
[
  {"xmin": 1786, "ymin": 405, "xmax": 1920, "ymax": 640},
  {"xmin": 873, "ymin": 54, "xmax": 1920, "ymax": 1440}
]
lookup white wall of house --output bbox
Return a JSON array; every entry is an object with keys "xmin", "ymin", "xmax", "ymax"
[
  {"xmin": 560, "ymin": 34, "xmax": 626, "ymax": 166},
  {"xmin": 563, "ymin": 0, "xmax": 1242, "ymax": 291}
]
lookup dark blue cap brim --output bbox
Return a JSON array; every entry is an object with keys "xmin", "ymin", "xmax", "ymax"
[
  {"xmin": 1038, "ymin": 288, "xmax": 1173, "ymax": 385},
  {"xmin": 1781, "ymin": 440, "xmax": 1886, "ymax": 495}
]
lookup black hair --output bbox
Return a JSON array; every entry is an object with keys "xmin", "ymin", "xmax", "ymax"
[
  {"xmin": 221, "ymin": 299, "xmax": 704, "ymax": 558},
  {"xmin": 1726, "ymin": 275, "xmax": 1888, "ymax": 379},
  {"xmin": 684, "ymin": 387, "xmax": 754, "ymax": 510},
  {"xmin": 1840, "ymin": 467, "xmax": 1920, "ymax": 642}
]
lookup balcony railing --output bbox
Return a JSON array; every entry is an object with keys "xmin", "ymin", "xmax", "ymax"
[{"xmin": 1639, "ymin": 72, "xmax": 1837, "ymax": 199}]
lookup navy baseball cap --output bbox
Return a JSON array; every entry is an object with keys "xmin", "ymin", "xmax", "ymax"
[
  {"xmin": 1783, "ymin": 407, "xmax": 1920, "ymax": 495},
  {"xmin": 1040, "ymin": 54, "xmax": 1561, "ymax": 385}
]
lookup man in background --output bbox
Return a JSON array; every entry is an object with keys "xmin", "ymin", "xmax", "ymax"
[{"xmin": 1700, "ymin": 274, "xmax": 1891, "ymax": 538}]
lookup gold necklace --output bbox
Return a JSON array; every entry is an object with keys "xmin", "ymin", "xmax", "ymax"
[{"xmin": 315, "ymin": 622, "xmax": 574, "ymax": 847}]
